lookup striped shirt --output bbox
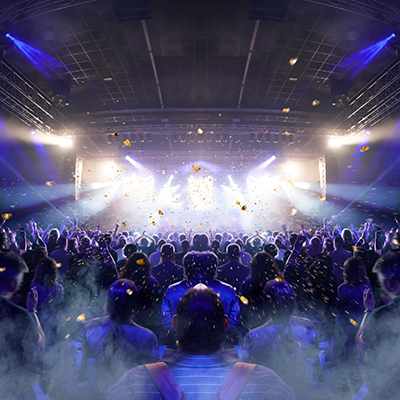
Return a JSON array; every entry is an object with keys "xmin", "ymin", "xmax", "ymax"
[{"xmin": 107, "ymin": 348, "xmax": 295, "ymax": 400}]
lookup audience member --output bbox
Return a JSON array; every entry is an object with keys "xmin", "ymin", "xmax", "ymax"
[
  {"xmin": 0, "ymin": 250, "xmax": 45, "ymax": 400},
  {"xmin": 151, "ymin": 243, "xmax": 184, "ymax": 294},
  {"xmin": 107, "ymin": 284, "xmax": 295, "ymax": 400},
  {"xmin": 120, "ymin": 253, "xmax": 162, "ymax": 336},
  {"xmin": 240, "ymin": 252, "xmax": 282, "ymax": 330},
  {"xmin": 216, "ymin": 243, "xmax": 250, "ymax": 292},
  {"xmin": 80, "ymin": 279, "xmax": 158, "ymax": 399},
  {"xmin": 162, "ymin": 252, "xmax": 241, "ymax": 344}
]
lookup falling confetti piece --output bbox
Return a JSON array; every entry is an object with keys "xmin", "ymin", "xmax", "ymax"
[
  {"xmin": 318, "ymin": 196, "xmax": 325, "ymax": 201},
  {"xmin": 241, "ymin": 205, "xmax": 247, "ymax": 211},
  {"xmin": 348, "ymin": 165, "xmax": 353, "ymax": 168},
  {"xmin": 289, "ymin": 57, "xmax": 298, "ymax": 65},
  {"xmin": 286, "ymin": 180, "xmax": 294, "ymax": 186},
  {"xmin": 151, "ymin": 221, "xmax": 156, "ymax": 225},
  {"xmin": 284, "ymin": 131, "xmax": 292, "ymax": 136},
  {"xmin": 275, "ymin": 277, "xmax": 282, "ymax": 282},
  {"xmin": 76, "ymin": 314, "xmax": 86, "ymax": 322},
  {"xmin": 197, "ymin": 128, "xmax": 203, "ymax": 134},
  {"xmin": 236, "ymin": 201, "xmax": 240, "ymax": 205},
  {"xmin": 114, "ymin": 132, "xmax": 119, "ymax": 136},
  {"xmin": 158, "ymin": 210, "xmax": 164, "ymax": 215},
  {"xmin": 349, "ymin": 318, "xmax": 358, "ymax": 326},
  {"xmin": 55, "ymin": 263, "xmax": 62, "ymax": 268},
  {"xmin": 312, "ymin": 99, "xmax": 320, "ymax": 106},
  {"xmin": 122, "ymin": 222, "xmax": 127, "ymax": 228},
  {"xmin": 0, "ymin": 267, "xmax": 6, "ymax": 273},
  {"xmin": 45, "ymin": 181, "xmax": 54, "ymax": 187},
  {"xmin": 192, "ymin": 165, "xmax": 201, "ymax": 172},
  {"xmin": 123, "ymin": 139, "xmax": 132, "ymax": 147},
  {"xmin": 350, "ymin": 149, "xmax": 354, "ymax": 153},
  {"xmin": 240, "ymin": 296, "xmax": 249, "ymax": 305},
  {"xmin": 126, "ymin": 289, "xmax": 133, "ymax": 295},
  {"xmin": 1, "ymin": 213, "xmax": 12, "ymax": 220},
  {"xmin": 65, "ymin": 334, "xmax": 70, "ymax": 339},
  {"xmin": 291, "ymin": 208, "xmax": 297, "ymax": 216},
  {"xmin": 282, "ymin": 108, "xmax": 290, "ymax": 113},
  {"xmin": 66, "ymin": 317, "xmax": 71, "ymax": 322},
  {"xmin": 274, "ymin": 188, "xmax": 280, "ymax": 193},
  {"xmin": 360, "ymin": 145, "xmax": 369, "ymax": 152}
]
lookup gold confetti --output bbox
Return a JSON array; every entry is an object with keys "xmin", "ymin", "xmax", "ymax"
[
  {"xmin": 65, "ymin": 334, "xmax": 70, "ymax": 339},
  {"xmin": 360, "ymin": 145, "xmax": 369, "ymax": 152},
  {"xmin": 349, "ymin": 318, "xmax": 358, "ymax": 326},
  {"xmin": 291, "ymin": 208, "xmax": 297, "ymax": 216},
  {"xmin": 348, "ymin": 165, "xmax": 352, "ymax": 168},
  {"xmin": 45, "ymin": 181, "xmax": 54, "ymax": 187},
  {"xmin": 350, "ymin": 149, "xmax": 354, "ymax": 153},
  {"xmin": 158, "ymin": 210, "xmax": 164, "ymax": 215},
  {"xmin": 126, "ymin": 289, "xmax": 133, "ymax": 295},
  {"xmin": 0, "ymin": 267, "xmax": 6, "ymax": 272},
  {"xmin": 197, "ymin": 128, "xmax": 203, "ymax": 134},
  {"xmin": 151, "ymin": 221, "xmax": 156, "ymax": 226},
  {"xmin": 236, "ymin": 201, "xmax": 240, "ymax": 205},
  {"xmin": 286, "ymin": 180, "xmax": 294, "ymax": 186},
  {"xmin": 1, "ymin": 213, "xmax": 12, "ymax": 220},
  {"xmin": 289, "ymin": 57, "xmax": 298, "ymax": 66},
  {"xmin": 76, "ymin": 314, "xmax": 86, "ymax": 322},
  {"xmin": 114, "ymin": 132, "xmax": 119, "ymax": 136},
  {"xmin": 104, "ymin": 195, "xmax": 108, "ymax": 197},
  {"xmin": 240, "ymin": 296, "xmax": 249, "ymax": 305},
  {"xmin": 282, "ymin": 108, "xmax": 290, "ymax": 113},
  {"xmin": 312, "ymin": 99, "xmax": 320, "ymax": 106},
  {"xmin": 123, "ymin": 139, "xmax": 132, "ymax": 147},
  {"xmin": 192, "ymin": 165, "xmax": 201, "ymax": 172},
  {"xmin": 241, "ymin": 205, "xmax": 247, "ymax": 211},
  {"xmin": 136, "ymin": 258, "xmax": 145, "ymax": 266},
  {"xmin": 275, "ymin": 277, "xmax": 282, "ymax": 282},
  {"xmin": 274, "ymin": 188, "xmax": 280, "ymax": 193},
  {"xmin": 66, "ymin": 317, "xmax": 71, "ymax": 322},
  {"xmin": 55, "ymin": 263, "xmax": 62, "ymax": 268},
  {"xmin": 284, "ymin": 131, "xmax": 292, "ymax": 136},
  {"xmin": 318, "ymin": 196, "xmax": 325, "ymax": 201}
]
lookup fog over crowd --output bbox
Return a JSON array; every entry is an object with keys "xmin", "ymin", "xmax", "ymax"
[{"xmin": 1, "ymin": 214, "xmax": 400, "ymax": 400}]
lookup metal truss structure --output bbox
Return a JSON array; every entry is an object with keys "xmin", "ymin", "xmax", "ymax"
[
  {"xmin": 334, "ymin": 56, "xmax": 400, "ymax": 133},
  {"xmin": 0, "ymin": 56, "xmax": 68, "ymax": 132},
  {"xmin": 303, "ymin": 0, "xmax": 400, "ymax": 24},
  {"xmin": 0, "ymin": 0, "xmax": 98, "ymax": 24},
  {"xmin": 56, "ymin": 123, "xmax": 339, "ymax": 137},
  {"xmin": 80, "ymin": 150, "xmax": 321, "ymax": 163}
]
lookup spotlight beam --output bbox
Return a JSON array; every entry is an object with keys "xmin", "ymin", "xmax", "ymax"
[
  {"xmin": 336, "ymin": 157, "xmax": 400, "ymax": 217},
  {"xmin": 0, "ymin": 157, "xmax": 66, "ymax": 217}
]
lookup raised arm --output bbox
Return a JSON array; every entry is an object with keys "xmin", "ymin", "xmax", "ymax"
[
  {"xmin": 356, "ymin": 288, "xmax": 375, "ymax": 349},
  {"xmin": 332, "ymin": 216, "xmax": 342, "ymax": 235},
  {"xmin": 68, "ymin": 217, "xmax": 78, "ymax": 239}
]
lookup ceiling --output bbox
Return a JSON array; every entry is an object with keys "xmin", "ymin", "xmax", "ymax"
[{"xmin": 1, "ymin": 0, "xmax": 400, "ymax": 160}]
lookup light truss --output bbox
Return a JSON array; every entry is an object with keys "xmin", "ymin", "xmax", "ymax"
[
  {"xmin": 303, "ymin": 0, "xmax": 400, "ymax": 24},
  {"xmin": 56, "ymin": 123, "xmax": 341, "ymax": 137},
  {"xmin": 333, "ymin": 56, "xmax": 400, "ymax": 132},
  {"xmin": 0, "ymin": 0, "xmax": 98, "ymax": 24},
  {"xmin": 0, "ymin": 56, "xmax": 68, "ymax": 132},
  {"xmin": 79, "ymin": 150, "xmax": 320, "ymax": 163}
]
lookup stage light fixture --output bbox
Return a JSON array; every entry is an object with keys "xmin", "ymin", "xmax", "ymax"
[
  {"xmin": 59, "ymin": 137, "xmax": 73, "ymax": 148},
  {"xmin": 329, "ymin": 138, "xmax": 342, "ymax": 147}
]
